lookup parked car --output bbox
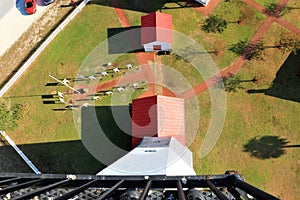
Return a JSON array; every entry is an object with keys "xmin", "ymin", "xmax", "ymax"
[
  {"xmin": 43, "ymin": 0, "xmax": 55, "ymax": 5},
  {"xmin": 25, "ymin": 0, "xmax": 36, "ymax": 14}
]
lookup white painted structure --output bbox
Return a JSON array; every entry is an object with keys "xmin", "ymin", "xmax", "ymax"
[
  {"xmin": 97, "ymin": 137, "xmax": 196, "ymax": 176},
  {"xmin": 141, "ymin": 12, "xmax": 173, "ymax": 52},
  {"xmin": 195, "ymin": 0, "xmax": 212, "ymax": 6},
  {"xmin": 143, "ymin": 41, "xmax": 172, "ymax": 52}
]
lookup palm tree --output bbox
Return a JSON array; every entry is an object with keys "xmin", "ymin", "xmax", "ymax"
[
  {"xmin": 243, "ymin": 41, "xmax": 265, "ymax": 61},
  {"xmin": 264, "ymin": 3, "xmax": 292, "ymax": 17},
  {"xmin": 277, "ymin": 35, "xmax": 300, "ymax": 54},
  {"xmin": 229, "ymin": 40, "xmax": 265, "ymax": 61},
  {"xmin": 201, "ymin": 15, "xmax": 227, "ymax": 33},
  {"xmin": 222, "ymin": 74, "xmax": 244, "ymax": 92}
]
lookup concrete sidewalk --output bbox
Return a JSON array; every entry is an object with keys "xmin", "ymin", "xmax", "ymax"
[{"xmin": 0, "ymin": 0, "xmax": 50, "ymax": 56}]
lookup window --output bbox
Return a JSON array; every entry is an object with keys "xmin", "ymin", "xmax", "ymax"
[{"xmin": 153, "ymin": 45, "xmax": 162, "ymax": 51}]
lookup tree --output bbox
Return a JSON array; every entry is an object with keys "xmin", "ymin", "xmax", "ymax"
[
  {"xmin": 201, "ymin": 15, "xmax": 227, "ymax": 33},
  {"xmin": 277, "ymin": 34, "xmax": 300, "ymax": 54},
  {"xmin": 238, "ymin": 5, "xmax": 256, "ymax": 26},
  {"xmin": 229, "ymin": 41, "xmax": 248, "ymax": 56},
  {"xmin": 223, "ymin": 74, "xmax": 244, "ymax": 92},
  {"xmin": 0, "ymin": 102, "xmax": 23, "ymax": 131},
  {"xmin": 216, "ymin": 73, "xmax": 244, "ymax": 92},
  {"xmin": 229, "ymin": 40, "xmax": 265, "ymax": 61},
  {"xmin": 264, "ymin": 3, "xmax": 292, "ymax": 17},
  {"xmin": 209, "ymin": 38, "xmax": 227, "ymax": 57},
  {"xmin": 243, "ymin": 41, "xmax": 265, "ymax": 61},
  {"xmin": 264, "ymin": 3, "xmax": 281, "ymax": 17}
]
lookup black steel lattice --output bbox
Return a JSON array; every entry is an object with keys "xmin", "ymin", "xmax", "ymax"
[{"xmin": 0, "ymin": 171, "xmax": 279, "ymax": 200}]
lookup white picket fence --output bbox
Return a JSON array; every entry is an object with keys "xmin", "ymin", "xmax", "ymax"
[
  {"xmin": 0, "ymin": 0, "xmax": 90, "ymax": 97},
  {"xmin": 0, "ymin": 130, "xmax": 41, "ymax": 174}
]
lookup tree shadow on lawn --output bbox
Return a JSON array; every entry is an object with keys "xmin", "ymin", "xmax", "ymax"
[
  {"xmin": 243, "ymin": 135, "xmax": 299, "ymax": 159},
  {"xmin": 247, "ymin": 51, "xmax": 300, "ymax": 103},
  {"xmin": 88, "ymin": 0, "xmax": 196, "ymax": 13}
]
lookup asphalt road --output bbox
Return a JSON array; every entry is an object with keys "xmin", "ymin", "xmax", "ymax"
[{"xmin": 0, "ymin": 1, "xmax": 14, "ymax": 20}]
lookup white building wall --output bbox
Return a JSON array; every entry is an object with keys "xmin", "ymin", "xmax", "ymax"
[
  {"xmin": 143, "ymin": 41, "xmax": 172, "ymax": 52},
  {"xmin": 97, "ymin": 137, "xmax": 195, "ymax": 176},
  {"xmin": 195, "ymin": 0, "xmax": 211, "ymax": 6}
]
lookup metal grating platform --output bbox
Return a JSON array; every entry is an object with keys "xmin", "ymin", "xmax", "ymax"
[{"xmin": 0, "ymin": 171, "xmax": 279, "ymax": 200}]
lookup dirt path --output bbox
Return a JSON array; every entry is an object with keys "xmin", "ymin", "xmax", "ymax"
[
  {"xmin": 278, "ymin": 0, "xmax": 289, "ymax": 8},
  {"xmin": 242, "ymin": 0, "xmax": 265, "ymax": 13},
  {"xmin": 275, "ymin": 18, "xmax": 300, "ymax": 36}
]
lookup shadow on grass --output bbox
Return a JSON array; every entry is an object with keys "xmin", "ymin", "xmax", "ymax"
[
  {"xmin": 81, "ymin": 105, "xmax": 132, "ymax": 166},
  {"xmin": 0, "ymin": 105, "xmax": 133, "ymax": 174},
  {"xmin": 0, "ymin": 140, "xmax": 104, "ymax": 174},
  {"xmin": 243, "ymin": 135, "xmax": 299, "ymax": 159},
  {"xmin": 247, "ymin": 51, "xmax": 300, "ymax": 103},
  {"xmin": 243, "ymin": 136, "xmax": 287, "ymax": 159},
  {"xmin": 88, "ymin": 0, "xmax": 196, "ymax": 13},
  {"xmin": 107, "ymin": 27, "xmax": 143, "ymax": 54}
]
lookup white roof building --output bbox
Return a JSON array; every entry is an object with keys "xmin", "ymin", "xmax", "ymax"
[
  {"xmin": 196, "ymin": 0, "xmax": 211, "ymax": 6},
  {"xmin": 97, "ymin": 137, "xmax": 196, "ymax": 176}
]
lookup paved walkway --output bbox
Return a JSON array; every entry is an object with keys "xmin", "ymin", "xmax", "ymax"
[{"xmin": 0, "ymin": 0, "xmax": 50, "ymax": 56}]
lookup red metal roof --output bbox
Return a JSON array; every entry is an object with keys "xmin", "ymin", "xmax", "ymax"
[
  {"xmin": 132, "ymin": 95, "xmax": 185, "ymax": 148},
  {"xmin": 132, "ymin": 96, "xmax": 158, "ymax": 147},
  {"xmin": 141, "ymin": 12, "xmax": 173, "ymax": 44}
]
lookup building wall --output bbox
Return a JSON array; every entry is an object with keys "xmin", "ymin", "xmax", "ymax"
[
  {"xmin": 195, "ymin": 0, "xmax": 211, "ymax": 6},
  {"xmin": 143, "ymin": 41, "xmax": 171, "ymax": 52}
]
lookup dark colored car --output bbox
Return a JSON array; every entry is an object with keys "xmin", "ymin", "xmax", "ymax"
[
  {"xmin": 25, "ymin": 0, "xmax": 36, "ymax": 14},
  {"xmin": 43, "ymin": 0, "xmax": 55, "ymax": 5}
]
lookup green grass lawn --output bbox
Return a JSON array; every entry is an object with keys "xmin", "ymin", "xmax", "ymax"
[
  {"xmin": 254, "ymin": 0, "xmax": 279, "ymax": 7},
  {"xmin": 281, "ymin": 0, "xmax": 300, "ymax": 29},
  {"xmin": 1, "ymin": 0, "xmax": 300, "ymax": 199},
  {"xmin": 1, "ymin": 4, "xmax": 122, "ymax": 173},
  {"xmin": 121, "ymin": 0, "xmax": 266, "ymax": 69},
  {"xmin": 190, "ymin": 23, "xmax": 300, "ymax": 198}
]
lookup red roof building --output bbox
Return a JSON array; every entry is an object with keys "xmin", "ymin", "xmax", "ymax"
[
  {"xmin": 141, "ymin": 12, "xmax": 173, "ymax": 52},
  {"xmin": 132, "ymin": 95, "xmax": 185, "ymax": 147}
]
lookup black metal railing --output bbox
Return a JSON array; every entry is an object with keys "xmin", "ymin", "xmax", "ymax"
[{"xmin": 0, "ymin": 171, "xmax": 280, "ymax": 200}]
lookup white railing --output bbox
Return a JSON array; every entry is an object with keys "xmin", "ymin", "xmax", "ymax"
[
  {"xmin": 0, "ymin": 0, "xmax": 90, "ymax": 97},
  {"xmin": 0, "ymin": 130, "xmax": 41, "ymax": 174}
]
